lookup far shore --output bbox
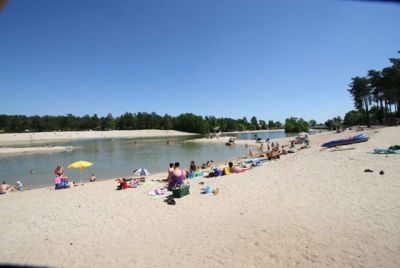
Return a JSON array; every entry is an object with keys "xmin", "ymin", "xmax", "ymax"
[
  {"xmin": 222, "ymin": 128, "xmax": 326, "ymax": 135},
  {"xmin": 0, "ymin": 128, "xmax": 328, "ymax": 154},
  {"xmin": 0, "ymin": 129, "xmax": 197, "ymax": 145},
  {"xmin": 0, "ymin": 146, "xmax": 75, "ymax": 155}
]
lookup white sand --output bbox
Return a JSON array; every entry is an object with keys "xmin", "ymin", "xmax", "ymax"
[
  {"xmin": 0, "ymin": 146, "xmax": 75, "ymax": 155},
  {"xmin": 1, "ymin": 127, "xmax": 399, "ymax": 267},
  {"xmin": 0, "ymin": 129, "xmax": 196, "ymax": 144},
  {"xmin": 0, "ymin": 129, "xmax": 196, "ymax": 154}
]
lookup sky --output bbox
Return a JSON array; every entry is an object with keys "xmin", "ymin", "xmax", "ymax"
[{"xmin": 0, "ymin": 0, "xmax": 399, "ymax": 123}]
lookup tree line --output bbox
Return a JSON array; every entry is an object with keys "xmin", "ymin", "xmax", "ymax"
[
  {"xmin": 346, "ymin": 52, "xmax": 400, "ymax": 126},
  {"xmin": 0, "ymin": 112, "xmax": 296, "ymax": 134}
]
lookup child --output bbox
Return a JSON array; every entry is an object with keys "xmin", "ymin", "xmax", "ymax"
[
  {"xmin": 16, "ymin": 180, "xmax": 23, "ymax": 191},
  {"xmin": 90, "ymin": 173, "xmax": 96, "ymax": 182}
]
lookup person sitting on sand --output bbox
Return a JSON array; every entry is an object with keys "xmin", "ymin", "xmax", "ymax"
[
  {"xmin": 168, "ymin": 162, "xmax": 186, "ymax": 191},
  {"xmin": 15, "ymin": 180, "xmax": 23, "ymax": 191},
  {"xmin": 290, "ymin": 140, "xmax": 295, "ymax": 149},
  {"xmin": 281, "ymin": 145, "xmax": 287, "ymax": 155},
  {"xmin": 189, "ymin": 161, "xmax": 196, "ymax": 173},
  {"xmin": 54, "ymin": 175, "xmax": 72, "ymax": 190},
  {"xmin": 0, "ymin": 181, "xmax": 18, "ymax": 194},
  {"xmin": 206, "ymin": 160, "xmax": 214, "ymax": 169},
  {"xmin": 90, "ymin": 173, "xmax": 96, "ymax": 182},
  {"xmin": 54, "ymin": 176, "xmax": 63, "ymax": 189},
  {"xmin": 186, "ymin": 160, "xmax": 197, "ymax": 178},
  {"xmin": 274, "ymin": 147, "xmax": 280, "ymax": 159},
  {"xmin": 165, "ymin": 163, "xmax": 174, "ymax": 183}
]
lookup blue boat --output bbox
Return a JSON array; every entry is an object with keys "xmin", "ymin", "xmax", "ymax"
[{"xmin": 321, "ymin": 133, "xmax": 369, "ymax": 148}]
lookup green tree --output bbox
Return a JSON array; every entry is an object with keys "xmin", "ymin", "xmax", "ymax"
[
  {"xmin": 101, "ymin": 113, "xmax": 116, "ymax": 130},
  {"xmin": 91, "ymin": 114, "xmax": 101, "ymax": 130},
  {"xmin": 274, "ymin": 121, "xmax": 283, "ymax": 129},
  {"xmin": 348, "ymin": 76, "xmax": 371, "ymax": 126},
  {"xmin": 284, "ymin": 117, "xmax": 309, "ymax": 133},
  {"xmin": 250, "ymin": 116, "xmax": 258, "ymax": 130},
  {"xmin": 259, "ymin": 120, "xmax": 267, "ymax": 130},
  {"xmin": 324, "ymin": 116, "xmax": 343, "ymax": 130},
  {"xmin": 162, "ymin": 114, "xmax": 173, "ymax": 130}
]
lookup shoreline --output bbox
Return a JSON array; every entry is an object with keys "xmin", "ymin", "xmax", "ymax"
[
  {"xmin": 221, "ymin": 128, "xmax": 327, "ymax": 135},
  {"xmin": 0, "ymin": 129, "xmax": 198, "ymax": 154},
  {"xmin": 0, "ymin": 145, "xmax": 76, "ymax": 155},
  {"xmin": 1, "ymin": 126, "xmax": 399, "ymax": 267},
  {"xmin": 0, "ymin": 128, "xmax": 326, "ymax": 155},
  {"xmin": 2, "ymin": 128, "xmax": 361, "ymax": 191},
  {"xmin": 0, "ymin": 129, "xmax": 197, "ymax": 145}
]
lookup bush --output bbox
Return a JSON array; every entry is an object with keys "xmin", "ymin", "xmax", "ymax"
[{"xmin": 284, "ymin": 117, "xmax": 309, "ymax": 133}]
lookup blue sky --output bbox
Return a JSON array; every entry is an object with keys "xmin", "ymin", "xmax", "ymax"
[{"xmin": 0, "ymin": 0, "xmax": 399, "ymax": 123}]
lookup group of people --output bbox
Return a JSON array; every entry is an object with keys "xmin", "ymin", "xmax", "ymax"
[
  {"xmin": 53, "ymin": 165, "xmax": 97, "ymax": 190},
  {"xmin": 251, "ymin": 139, "xmax": 283, "ymax": 160},
  {"xmin": 166, "ymin": 162, "xmax": 186, "ymax": 191},
  {"xmin": 250, "ymin": 135, "xmax": 310, "ymax": 160}
]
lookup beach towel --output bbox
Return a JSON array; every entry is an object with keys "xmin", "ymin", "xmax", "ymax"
[
  {"xmin": 223, "ymin": 167, "xmax": 231, "ymax": 176},
  {"xmin": 373, "ymin": 147, "xmax": 400, "ymax": 154},
  {"xmin": 214, "ymin": 168, "xmax": 223, "ymax": 177}
]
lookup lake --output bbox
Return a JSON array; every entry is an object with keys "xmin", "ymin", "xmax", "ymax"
[
  {"xmin": 0, "ymin": 130, "xmax": 325, "ymax": 189},
  {"xmin": 0, "ymin": 136, "xmax": 248, "ymax": 189}
]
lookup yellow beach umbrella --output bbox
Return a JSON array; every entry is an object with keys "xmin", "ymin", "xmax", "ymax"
[{"xmin": 68, "ymin": 161, "xmax": 94, "ymax": 185}]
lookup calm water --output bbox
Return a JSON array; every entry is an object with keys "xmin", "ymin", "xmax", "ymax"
[
  {"xmin": 0, "ymin": 136, "xmax": 248, "ymax": 189},
  {"xmin": 224, "ymin": 130, "xmax": 325, "ymax": 140}
]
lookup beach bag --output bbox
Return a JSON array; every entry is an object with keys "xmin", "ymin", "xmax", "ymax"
[
  {"xmin": 196, "ymin": 171, "xmax": 204, "ymax": 177},
  {"xmin": 172, "ymin": 184, "xmax": 190, "ymax": 198}
]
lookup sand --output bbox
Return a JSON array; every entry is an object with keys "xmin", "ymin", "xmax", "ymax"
[
  {"xmin": 1, "ymin": 127, "xmax": 399, "ymax": 268},
  {"xmin": 0, "ymin": 146, "xmax": 75, "ymax": 155},
  {"xmin": 0, "ymin": 129, "xmax": 196, "ymax": 154}
]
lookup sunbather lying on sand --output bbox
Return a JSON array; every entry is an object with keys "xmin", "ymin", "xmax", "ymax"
[
  {"xmin": 116, "ymin": 178, "xmax": 130, "ymax": 190},
  {"xmin": 228, "ymin": 162, "xmax": 251, "ymax": 173}
]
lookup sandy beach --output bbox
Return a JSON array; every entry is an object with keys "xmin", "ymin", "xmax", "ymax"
[
  {"xmin": 1, "ymin": 127, "xmax": 399, "ymax": 267},
  {"xmin": 0, "ymin": 130, "xmax": 196, "ymax": 154},
  {"xmin": 0, "ymin": 129, "xmax": 196, "ymax": 144}
]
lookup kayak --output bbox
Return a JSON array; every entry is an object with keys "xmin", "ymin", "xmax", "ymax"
[{"xmin": 321, "ymin": 133, "xmax": 369, "ymax": 148}]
